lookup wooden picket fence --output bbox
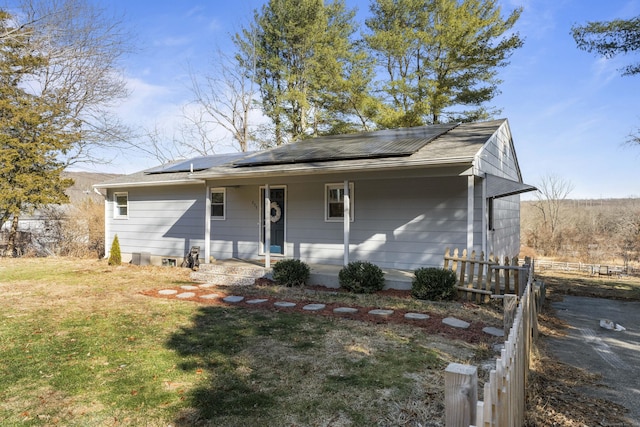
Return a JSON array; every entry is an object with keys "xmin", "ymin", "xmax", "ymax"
[
  {"xmin": 443, "ymin": 248, "xmax": 530, "ymax": 302},
  {"xmin": 444, "ymin": 261, "xmax": 542, "ymax": 427}
]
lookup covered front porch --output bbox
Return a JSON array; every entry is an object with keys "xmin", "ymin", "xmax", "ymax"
[{"xmin": 190, "ymin": 258, "xmax": 416, "ymax": 291}]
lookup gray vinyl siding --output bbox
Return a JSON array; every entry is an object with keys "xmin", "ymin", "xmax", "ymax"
[
  {"xmin": 210, "ymin": 186, "xmax": 260, "ymax": 259},
  {"xmin": 285, "ymin": 176, "xmax": 469, "ymax": 270},
  {"xmin": 477, "ymin": 121, "xmax": 523, "ymax": 258},
  {"xmin": 490, "ymin": 195, "xmax": 521, "ymax": 259},
  {"xmin": 195, "ymin": 175, "xmax": 472, "ymax": 271},
  {"xmin": 477, "ymin": 122, "xmax": 520, "ymax": 181},
  {"xmin": 106, "ymin": 185, "xmax": 205, "ymax": 260}
]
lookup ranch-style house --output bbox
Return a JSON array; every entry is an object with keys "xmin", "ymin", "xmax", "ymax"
[{"xmin": 95, "ymin": 118, "xmax": 534, "ymax": 277}]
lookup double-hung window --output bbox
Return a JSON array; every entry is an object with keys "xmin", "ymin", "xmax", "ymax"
[
  {"xmin": 325, "ymin": 183, "xmax": 354, "ymax": 222},
  {"xmin": 114, "ymin": 192, "xmax": 128, "ymax": 219},
  {"xmin": 211, "ymin": 188, "xmax": 226, "ymax": 220}
]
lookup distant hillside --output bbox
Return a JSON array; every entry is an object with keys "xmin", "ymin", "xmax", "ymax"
[
  {"xmin": 521, "ymin": 197, "xmax": 640, "ymax": 210},
  {"xmin": 62, "ymin": 171, "xmax": 121, "ymax": 204},
  {"xmin": 521, "ymin": 197, "xmax": 640, "ymax": 264}
]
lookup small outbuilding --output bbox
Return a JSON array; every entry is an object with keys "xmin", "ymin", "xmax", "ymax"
[{"xmin": 95, "ymin": 119, "xmax": 535, "ymax": 272}]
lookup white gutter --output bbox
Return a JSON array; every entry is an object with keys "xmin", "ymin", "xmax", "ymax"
[
  {"xmin": 93, "ymin": 179, "xmax": 205, "ymax": 189},
  {"xmin": 191, "ymin": 158, "xmax": 476, "ymax": 182}
]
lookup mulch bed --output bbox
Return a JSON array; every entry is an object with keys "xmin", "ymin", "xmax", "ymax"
[{"xmin": 142, "ymin": 282, "xmax": 495, "ymax": 345}]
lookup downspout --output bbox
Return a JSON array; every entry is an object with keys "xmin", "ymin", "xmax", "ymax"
[
  {"xmin": 204, "ymin": 184, "xmax": 211, "ymax": 263},
  {"xmin": 343, "ymin": 180, "xmax": 350, "ymax": 266}
]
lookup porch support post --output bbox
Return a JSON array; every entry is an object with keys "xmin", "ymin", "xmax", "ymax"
[
  {"xmin": 343, "ymin": 180, "xmax": 350, "ymax": 266},
  {"xmin": 104, "ymin": 191, "xmax": 110, "ymax": 259},
  {"xmin": 467, "ymin": 176, "xmax": 474, "ymax": 250},
  {"xmin": 481, "ymin": 177, "xmax": 487, "ymax": 256},
  {"xmin": 204, "ymin": 184, "xmax": 211, "ymax": 263},
  {"xmin": 264, "ymin": 184, "xmax": 271, "ymax": 268}
]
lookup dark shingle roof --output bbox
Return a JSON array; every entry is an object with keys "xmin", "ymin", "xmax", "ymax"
[
  {"xmin": 95, "ymin": 119, "xmax": 507, "ymax": 188},
  {"xmin": 233, "ymin": 123, "xmax": 457, "ymax": 167}
]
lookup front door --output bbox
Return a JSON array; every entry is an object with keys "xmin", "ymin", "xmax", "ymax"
[{"xmin": 261, "ymin": 187, "xmax": 285, "ymax": 255}]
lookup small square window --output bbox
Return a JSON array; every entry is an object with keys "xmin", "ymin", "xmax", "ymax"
[
  {"xmin": 211, "ymin": 188, "xmax": 225, "ymax": 220},
  {"xmin": 325, "ymin": 183, "xmax": 354, "ymax": 222},
  {"xmin": 114, "ymin": 192, "xmax": 128, "ymax": 219}
]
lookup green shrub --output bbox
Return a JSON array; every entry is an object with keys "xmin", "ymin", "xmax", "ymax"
[
  {"xmin": 108, "ymin": 234, "xmax": 121, "ymax": 266},
  {"xmin": 339, "ymin": 261, "xmax": 385, "ymax": 294},
  {"xmin": 411, "ymin": 267, "xmax": 458, "ymax": 301},
  {"xmin": 272, "ymin": 259, "xmax": 310, "ymax": 287}
]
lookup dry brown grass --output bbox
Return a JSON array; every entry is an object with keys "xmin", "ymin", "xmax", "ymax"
[{"xmin": 0, "ymin": 257, "xmax": 499, "ymax": 426}]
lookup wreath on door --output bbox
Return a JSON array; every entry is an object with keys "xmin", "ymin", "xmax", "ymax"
[{"xmin": 270, "ymin": 201, "xmax": 282, "ymax": 223}]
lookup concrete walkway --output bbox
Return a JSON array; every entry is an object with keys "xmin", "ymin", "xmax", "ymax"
[{"xmin": 550, "ymin": 296, "xmax": 640, "ymax": 426}]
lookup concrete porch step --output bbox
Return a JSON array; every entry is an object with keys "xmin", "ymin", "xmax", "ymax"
[{"xmin": 191, "ymin": 261, "xmax": 268, "ymax": 287}]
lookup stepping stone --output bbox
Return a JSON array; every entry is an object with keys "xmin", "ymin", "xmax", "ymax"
[
  {"xmin": 442, "ymin": 317, "xmax": 470, "ymax": 329},
  {"xmin": 180, "ymin": 285, "xmax": 199, "ymax": 290},
  {"xmin": 368, "ymin": 309, "xmax": 394, "ymax": 317},
  {"xmin": 200, "ymin": 293, "xmax": 219, "ymax": 300},
  {"xmin": 176, "ymin": 292, "xmax": 196, "ymax": 299},
  {"xmin": 333, "ymin": 307, "xmax": 358, "ymax": 314},
  {"xmin": 158, "ymin": 289, "xmax": 178, "ymax": 295},
  {"xmin": 223, "ymin": 295, "xmax": 244, "ymax": 303},
  {"xmin": 482, "ymin": 327, "xmax": 504, "ymax": 337},
  {"xmin": 274, "ymin": 301, "xmax": 296, "ymax": 308},
  {"xmin": 198, "ymin": 283, "xmax": 215, "ymax": 288},
  {"xmin": 246, "ymin": 298, "xmax": 269, "ymax": 304},
  {"xmin": 405, "ymin": 312, "xmax": 430, "ymax": 320},
  {"xmin": 303, "ymin": 303, "xmax": 326, "ymax": 311}
]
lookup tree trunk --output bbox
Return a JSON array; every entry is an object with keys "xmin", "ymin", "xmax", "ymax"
[{"xmin": 8, "ymin": 215, "xmax": 19, "ymax": 257}]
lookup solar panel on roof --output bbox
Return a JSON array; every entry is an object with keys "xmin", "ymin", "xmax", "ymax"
[
  {"xmin": 145, "ymin": 152, "xmax": 254, "ymax": 174},
  {"xmin": 234, "ymin": 123, "xmax": 457, "ymax": 167}
]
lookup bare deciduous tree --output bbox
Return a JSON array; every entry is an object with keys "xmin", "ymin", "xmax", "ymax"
[
  {"xmin": 186, "ymin": 47, "xmax": 259, "ymax": 153},
  {"xmin": 14, "ymin": 0, "xmax": 133, "ymax": 165},
  {"xmin": 531, "ymin": 173, "xmax": 575, "ymax": 254},
  {"xmin": 128, "ymin": 45, "xmax": 260, "ymax": 165}
]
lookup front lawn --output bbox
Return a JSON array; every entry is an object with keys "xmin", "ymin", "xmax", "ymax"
[{"xmin": 0, "ymin": 258, "xmax": 491, "ymax": 426}]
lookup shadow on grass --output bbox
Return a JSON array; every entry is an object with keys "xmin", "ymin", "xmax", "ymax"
[{"xmin": 165, "ymin": 306, "xmax": 277, "ymax": 424}]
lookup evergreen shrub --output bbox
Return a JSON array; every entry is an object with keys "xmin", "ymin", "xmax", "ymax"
[
  {"xmin": 411, "ymin": 267, "xmax": 457, "ymax": 301},
  {"xmin": 272, "ymin": 259, "xmax": 310, "ymax": 287},
  {"xmin": 338, "ymin": 261, "xmax": 385, "ymax": 294},
  {"xmin": 108, "ymin": 235, "xmax": 121, "ymax": 266}
]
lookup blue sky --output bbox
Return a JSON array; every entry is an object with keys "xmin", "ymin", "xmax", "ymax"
[{"xmin": 91, "ymin": 1, "xmax": 640, "ymax": 199}]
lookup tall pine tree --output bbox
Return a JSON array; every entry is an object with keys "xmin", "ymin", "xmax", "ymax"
[
  {"xmin": 572, "ymin": 16, "xmax": 640, "ymax": 77},
  {"xmin": 365, "ymin": 0, "xmax": 523, "ymax": 127},
  {"xmin": 572, "ymin": 16, "xmax": 640, "ymax": 145},
  {"xmin": 0, "ymin": 10, "xmax": 75, "ymax": 255},
  {"xmin": 235, "ymin": 0, "xmax": 376, "ymax": 144}
]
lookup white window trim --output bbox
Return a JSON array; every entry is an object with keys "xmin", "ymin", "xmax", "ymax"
[
  {"xmin": 114, "ymin": 192, "xmax": 128, "ymax": 219},
  {"xmin": 324, "ymin": 183, "xmax": 354, "ymax": 222},
  {"xmin": 210, "ymin": 188, "xmax": 226, "ymax": 220}
]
